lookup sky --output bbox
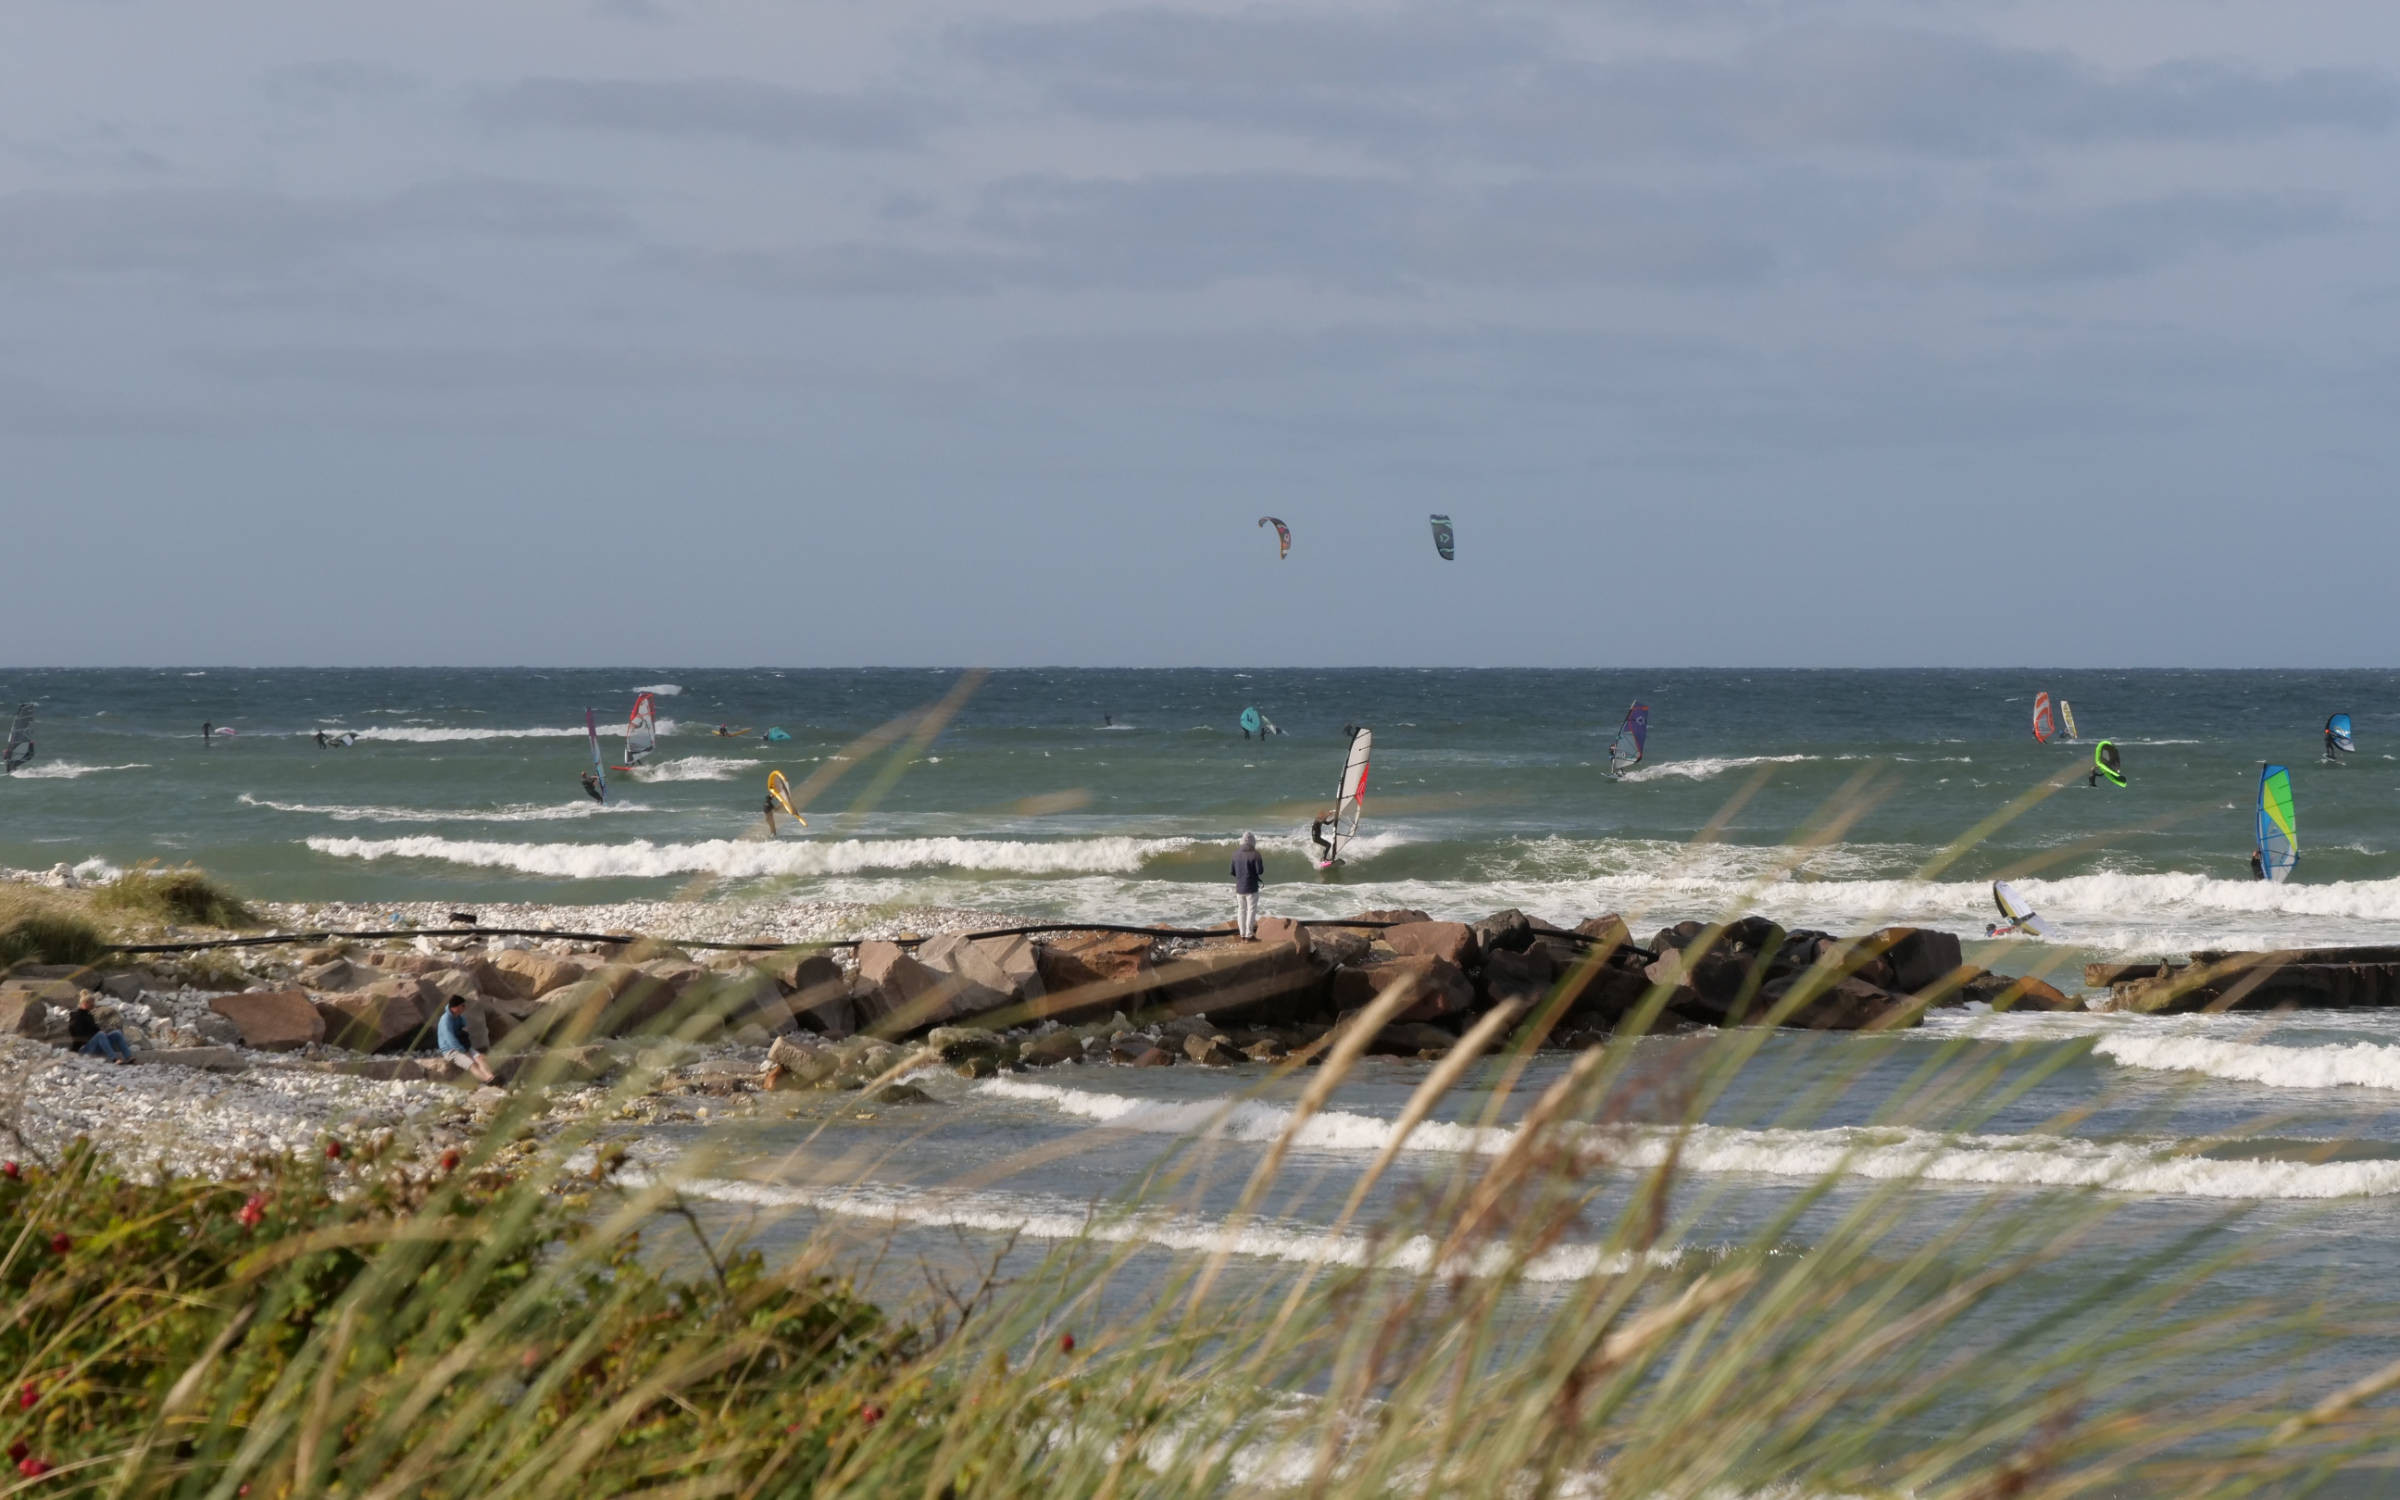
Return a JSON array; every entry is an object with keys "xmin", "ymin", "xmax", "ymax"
[{"xmin": 3, "ymin": 0, "xmax": 2396, "ymax": 667}]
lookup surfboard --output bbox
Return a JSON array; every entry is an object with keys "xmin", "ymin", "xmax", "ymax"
[
  {"xmin": 710, "ymin": 727, "xmax": 752, "ymax": 738},
  {"xmin": 2258, "ymin": 764, "xmax": 2297, "ymax": 883},
  {"xmin": 1991, "ymin": 880, "xmax": 2051, "ymax": 939},
  {"xmin": 1317, "ymin": 727, "xmax": 1372, "ymax": 869}
]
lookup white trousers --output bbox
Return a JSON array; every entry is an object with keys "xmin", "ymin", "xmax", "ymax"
[{"xmin": 1236, "ymin": 891, "xmax": 1259, "ymax": 939}]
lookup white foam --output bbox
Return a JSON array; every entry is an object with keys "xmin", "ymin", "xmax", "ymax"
[
  {"xmin": 978, "ymin": 1079, "xmax": 2400, "ymax": 1201},
  {"xmin": 630, "ymin": 756, "xmax": 752, "ymax": 783},
  {"xmin": 240, "ymin": 793, "xmax": 653, "ymax": 824},
  {"xmin": 349, "ymin": 726, "xmax": 585, "ymax": 742},
  {"xmin": 10, "ymin": 761, "xmax": 151, "ymax": 780},
  {"xmin": 305, "ymin": 832, "xmax": 1195, "ymax": 879},
  {"xmin": 2091, "ymin": 1034, "xmax": 2400, "ymax": 1093},
  {"xmin": 645, "ymin": 1175, "xmax": 1665, "ymax": 1282},
  {"xmin": 1620, "ymin": 754, "xmax": 1819, "ymax": 783},
  {"xmin": 630, "ymin": 683, "xmax": 683, "ymax": 696}
]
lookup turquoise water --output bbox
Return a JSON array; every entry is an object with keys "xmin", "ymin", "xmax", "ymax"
[{"xmin": 6, "ymin": 667, "xmax": 2400, "ymax": 956}]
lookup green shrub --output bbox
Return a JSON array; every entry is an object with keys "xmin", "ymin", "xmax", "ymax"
[
  {"xmin": 0, "ymin": 886, "xmax": 106, "ymax": 967},
  {"xmin": 90, "ymin": 865, "xmax": 257, "ymax": 929}
]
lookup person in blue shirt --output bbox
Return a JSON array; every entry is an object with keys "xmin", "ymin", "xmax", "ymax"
[{"xmin": 436, "ymin": 994, "xmax": 498, "ymax": 1085}]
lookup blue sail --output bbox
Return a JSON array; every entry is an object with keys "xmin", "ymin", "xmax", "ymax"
[{"xmin": 2329, "ymin": 713, "xmax": 2356, "ymax": 754}]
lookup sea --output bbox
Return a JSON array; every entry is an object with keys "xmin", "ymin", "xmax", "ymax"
[{"xmin": 12, "ymin": 666, "xmax": 2400, "ymax": 1484}]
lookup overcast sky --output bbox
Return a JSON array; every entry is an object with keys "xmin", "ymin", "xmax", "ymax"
[{"xmin": 4, "ymin": 0, "xmax": 2396, "ymax": 667}]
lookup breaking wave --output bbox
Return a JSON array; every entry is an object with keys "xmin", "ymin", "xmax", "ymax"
[
  {"xmin": 10, "ymin": 761, "xmax": 151, "ymax": 780},
  {"xmin": 1620, "ymin": 754, "xmax": 1819, "ymax": 783},
  {"xmin": 630, "ymin": 683, "xmax": 682, "ymax": 696},
  {"xmin": 978, "ymin": 1079, "xmax": 2400, "ymax": 1200},
  {"xmin": 2090, "ymin": 1033, "xmax": 2400, "ymax": 1093},
  {"xmin": 628, "ymin": 756, "xmax": 751, "ymax": 783},
  {"xmin": 352, "ymin": 719, "xmax": 678, "ymax": 743},
  {"xmin": 305, "ymin": 833, "xmax": 1196, "ymax": 879},
  {"xmin": 240, "ymin": 793, "xmax": 653, "ymax": 824},
  {"xmin": 639, "ymin": 1174, "xmax": 1669, "ymax": 1282}
]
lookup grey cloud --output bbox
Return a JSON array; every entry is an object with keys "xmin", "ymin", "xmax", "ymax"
[
  {"xmin": 964, "ymin": 11, "xmax": 2400, "ymax": 160},
  {"xmin": 0, "ymin": 179, "xmax": 629, "ymax": 276},
  {"xmin": 471, "ymin": 76, "xmax": 931, "ymax": 149},
  {"xmin": 1884, "ymin": 190, "xmax": 2351, "ymax": 281},
  {"xmin": 185, "ymin": 344, "xmax": 842, "ymax": 393},
  {"xmin": 259, "ymin": 60, "xmax": 422, "ymax": 111}
]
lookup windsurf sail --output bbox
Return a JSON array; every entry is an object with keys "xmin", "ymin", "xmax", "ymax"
[
  {"xmin": 2258, "ymin": 764, "xmax": 2297, "ymax": 883},
  {"xmin": 2031, "ymin": 692, "xmax": 2054, "ymax": 744},
  {"xmin": 1257, "ymin": 516, "xmax": 1290, "ymax": 559},
  {"xmin": 1609, "ymin": 702, "xmax": 1650, "ymax": 775},
  {"xmin": 764, "ymin": 727, "xmax": 791, "ymax": 743},
  {"xmin": 1240, "ymin": 707, "xmax": 1262, "ymax": 738},
  {"xmin": 765, "ymin": 769, "xmax": 804, "ymax": 834},
  {"xmin": 1320, "ymin": 726, "xmax": 1372, "ymax": 866},
  {"xmin": 586, "ymin": 709, "xmax": 608, "ymax": 805},
  {"xmin": 1429, "ymin": 515, "xmax": 1455, "ymax": 561},
  {"xmin": 624, "ymin": 693, "xmax": 658, "ymax": 766},
  {"xmin": 3, "ymin": 703, "xmax": 33, "ymax": 774},
  {"xmin": 2092, "ymin": 740, "xmax": 2125, "ymax": 788},
  {"xmin": 1991, "ymin": 880, "xmax": 2052, "ymax": 939},
  {"xmin": 2328, "ymin": 713, "xmax": 2356, "ymax": 757},
  {"xmin": 2059, "ymin": 700, "xmax": 2078, "ymax": 742}
]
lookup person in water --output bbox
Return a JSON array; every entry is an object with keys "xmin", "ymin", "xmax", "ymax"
[
  {"xmin": 314, "ymin": 729, "xmax": 328, "ymax": 748},
  {"xmin": 202, "ymin": 720, "xmax": 213, "ymax": 748},
  {"xmin": 763, "ymin": 793, "xmax": 780, "ymax": 836},
  {"xmin": 1308, "ymin": 810, "xmax": 1335, "ymax": 865},
  {"xmin": 2328, "ymin": 726, "xmax": 2344, "ymax": 762},
  {"xmin": 1231, "ymin": 832, "xmax": 1266, "ymax": 939},
  {"xmin": 2251, "ymin": 848, "xmax": 2267, "ymax": 881},
  {"xmin": 580, "ymin": 769, "xmax": 604, "ymax": 803}
]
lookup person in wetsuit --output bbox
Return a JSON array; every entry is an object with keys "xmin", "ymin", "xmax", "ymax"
[
  {"xmin": 1308, "ymin": 809, "xmax": 1334, "ymax": 865},
  {"xmin": 580, "ymin": 770, "xmax": 604, "ymax": 803},
  {"xmin": 2251, "ymin": 848, "xmax": 2267, "ymax": 881}
]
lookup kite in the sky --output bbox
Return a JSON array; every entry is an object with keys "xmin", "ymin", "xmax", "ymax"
[
  {"xmin": 1258, "ymin": 516, "xmax": 1290, "ymax": 559},
  {"xmin": 1429, "ymin": 514, "xmax": 1455, "ymax": 560}
]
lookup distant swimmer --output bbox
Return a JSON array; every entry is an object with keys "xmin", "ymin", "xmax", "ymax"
[{"xmin": 579, "ymin": 769, "xmax": 604, "ymax": 803}]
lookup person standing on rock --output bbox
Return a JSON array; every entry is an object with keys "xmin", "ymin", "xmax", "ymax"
[
  {"xmin": 68, "ymin": 993, "xmax": 134, "ymax": 1064},
  {"xmin": 437, "ymin": 994, "xmax": 499, "ymax": 1085},
  {"xmin": 1232, "ymin": 832, "xmax": 1266, "ymax": 940}
]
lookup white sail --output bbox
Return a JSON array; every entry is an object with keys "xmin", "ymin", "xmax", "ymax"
[
  {"xmin": 1324, "ymin": 728, "xmax": 1372, "ymax": 865},
  {"xmin": 625, "ymin": 692, "xmax": 658, "ymax": 766}
]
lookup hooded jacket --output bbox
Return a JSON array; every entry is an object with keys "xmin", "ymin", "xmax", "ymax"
[{"xmin": 1231, "ymin": 834, "xmax": 1265, "ymax": 895}]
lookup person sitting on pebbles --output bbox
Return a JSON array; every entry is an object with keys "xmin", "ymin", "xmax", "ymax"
[
  {"xmin": 68, "ymin": 993, "xmax": 134, "ymax": 1065},
  {"xmin": 436, "ymin": 994, "xmax": 499, "ymax": 1086}
]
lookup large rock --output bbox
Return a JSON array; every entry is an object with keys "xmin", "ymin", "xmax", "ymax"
[
  {"xmin": 314, "ymin": 981, "xmax": 431, "ymax": 1053},
  {"xmin": 1383, "ymin": 921, "xmax": 1479, "ymax": 970},
  {"xmin": 1362, "ymin": 1021, "xmax": 1462, "ymax": 1058},
  {"xmin": 0, "ymin": 986, "xmax": 53, "ymax": 1037},
  {"xmin": 1153, "ymin": 939, "xmax": 1329, "ymax": 1025},
  {"xmin": 1333, "ymin": 956, "xmax": 1475, "ymax": 1025},
  {"xmin": 1648, "ymin": 947, "xmax": 1777, "ymax": 1025},
  {"xmin": 491, "ymin": 948, "xmax": 588, "ymax": 999},
  {"xmin": 1020, "ymin": 1031, "xmax": 1085, "ymax": 1067},
  {"xmin": 1345, "ymin": 908, "xmax": 1432, "ymax": 926},
  {"xmin": 1478, "ymin": 946, "xmax": 1554, "ymax": 1007},
  {"xmin": 785, "ymin": 954, "xmax": 857, "ymax": 1037},
  {"xmin": 1873, "ymin": 928, "xmax": 1965, "ymax": 996},
  {"xmin": 1471, "ymin": 908, "xmax": 1535, "ymax": 956},
  {"xmin": 1959, "ymin": 970, "xmax": 2079, "ymax": 1012},
  {"xmin": 852, "ymin": 941, "xmax": 973, "ymax": 1033},
  {"xmin": 1760, "ymin": 974, "xmax": 1923, "ymax": 1031},
  {"xmin": 1254, "ymin": 917, "xmax": 1310, "ymax": 952},
  {"xmin": 297, "ymin": 957, "xmax": 374, "ymax": 993},
  {"xmin": 1307, "ymin": 927, "xmax": 1372, "ymax": 968},
  {"xmin": 1574, "ymin": 914, "xmax": 1635, "ymax": 952},
  {"xmin": 1552, "ymin": 959, "xmax": 1653, "ymax": 1028},
  {"xmin": 208, "ymin": 988, "xmax": 326, "ymax": 1051},
  {"xmin": 917, "ymin": 934, "xmax": 1038, "ymax": 1022},
  {"xmin": 1032, "ymin": 931, "xmax": 1153, "ymax": 996}
]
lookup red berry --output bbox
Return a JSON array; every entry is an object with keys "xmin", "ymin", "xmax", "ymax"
[
  {"xmin": 238, "ymin": 1195, "xmax": 265, "ymax": 1229},
  {"xmin": 48, "ymin": 1232, "xmax": 69, "ymax": 1255},
  {"xmin": 7, "ymin": 1440, "xmax": 25, "ymax": 1462},
  {"xmin": 16, "ymin": 1380, "xmax": 34, "ymax": 1409},
  {"xmin": 325, "ymin": 1140, "xmax": 343, "ymax": 1161},
  {"xmin": 859, "ymin": 1403, "xmax": 884, "ymax": 1425},
  {"xmin": 1060, "ymin": 1332, "xmax": 1076, "ymax": 1354},
  {"xmin": 2, "ymin": 1160, "xmax": 18, "ymax": 1179},
  {"xmin": 18, "ymin": 1456, "xmax": 51, "ymax": 1477},
  {"xmin": 439, "ymin": 1148, "xmax": 461, "ymax": 1172}
]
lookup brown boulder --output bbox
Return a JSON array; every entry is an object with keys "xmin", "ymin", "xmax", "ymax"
[
  {"xmin": 1552, "ymin": 959, "xmax": 1654, "ymax": 1028},
  {"xmin": 1761, "ymin": 975, "xmax": 1924, "ymax": 1031},
  {"xmin": 916, "ymin": 934, "xmax": 1034, "ymax": 1021},
  {"xmin": 297, "ymin": 958, "xmax": 373, "ymax": 992},
  {"xmin": 1153, "ymin": 939, "xmax": 1329, "ymax": 1026},
  {"xmin": 1362, "ymin": 1021, "xmax": 1461, "ymax": 1058},
  {"xmin": 1333, "ymin": 956, "xmax": 1475, "ymax": 1024},
  {"xmin": 1183, "ymin": 1032, "xmax": 1242, "ymax": 1066},
  {"xmin": 1478, "ymin": 946, "xmax": 1554, "ymax": 1007},
  {"xmin": 786, "ymin": 954, "xmax": 857, "ymax": 1037},
  {"xmin": 0, "ymin": 986, "xmax": 54, "ymax": 1037},
  {"xmin": 1346, "ymin": 908, "xmax": 1433, "ymax": 926},
  {"xmin": 1032, "ymin": 931, "xmax": 1153, "ymax": 996},
  {"xmin": 492, "ymin": 948, "xmax": 588, "ymax": 999},
  {"xmin": 1873, "ymin": 928, "xmax": 1966, "ymax": 996},
  {"xmin": 1254, "ymin": 916, "xmax": 1310, "ymax": 952},
  {"xmin": 1307, "ymin": 927, "xmax": 1372, "ymax": 968},
  {"xmin": 209, "ymin": 988, "xmax": 326, "ymax": 1051},
  {"xmin": 852, "ymin": 941, "xmax": 967, "ymax": 1033},
  {"xmin": 314, "ymin": 982, "xmax": 431, "ymax": 1053},
  {"xmin": 1959, "ymin": 970, "xmax": 2079, "ymax": 1012},
  {"xmin": 1020, "ymin": 1031, "xmax": 1086, "ymax": 1067},
  {"xmin": 1574, "ymin": 914, "xmax": 1634, "ymax": 950},
  {"xmin": 1383, "ymin": 921, "xmax": 1478, "ymax": 970},
  {"xmin": 1471, "ymin": 909, "xmax": 1535, "ymax": 956}
]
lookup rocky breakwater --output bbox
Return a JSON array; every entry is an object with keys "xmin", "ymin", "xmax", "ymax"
[
  {"xmin": 754, "ymin": 910, "xmax": 2080, "ymax": 1101},
  {"xmin": 2091, "ymin": 947, "xmax": 2400, "ymax": 1014}
]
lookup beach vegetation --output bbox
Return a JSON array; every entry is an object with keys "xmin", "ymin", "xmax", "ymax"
[
  {"xmin": 0, "ymin": 886, "xmax": 107, "ymax": 969},
  {"xmin": 89, "ymin": 864, "xmax": 257, "ymax": 931}
]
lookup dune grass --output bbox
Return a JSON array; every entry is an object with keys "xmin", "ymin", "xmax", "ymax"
[
  {"xmin": 0, "ymin": 885, "xmax": 107, "ymax": 969},
  {"xmin": 87, "ymin": 865, "xmax": 257, "ymax": 931}
]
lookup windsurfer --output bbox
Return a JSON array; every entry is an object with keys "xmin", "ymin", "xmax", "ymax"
[
  {"xmin": 763, "ymin": 794, "xmax": 779, "ymax": 836},
  {"xmin": 2327, "ymin": 726, "xmax": 2343, "ymax": 763},
  {"xmin": 202, "ymin": 720, "xmax": 213, "ymax": 748},
  {"xmin": 1308, "ymin": 811, "xmax": 1334, "ymax": 865},
  {"xmin": 1231, "ymin": 832, "xmax": 1265, "ymax": 940},
  {"xmin": 2251, "ymin": 849, "xmax": 2266, "ymax": 881},
  {"xmin": 314, "ymin": 730, "xmax": 327, "ymax": 748},
  {"xmin": 580, "ymin": 770, "xmax": 604, "ymax": 804}
]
